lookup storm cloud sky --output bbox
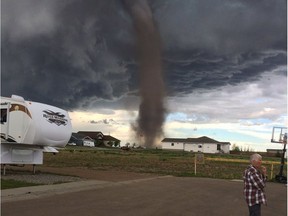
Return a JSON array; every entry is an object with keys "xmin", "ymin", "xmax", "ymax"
[{"xmin": 1, "ymin": 0, "xmax": 287, "ymax": 150}]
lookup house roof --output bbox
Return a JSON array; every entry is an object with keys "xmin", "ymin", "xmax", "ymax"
[
  {"xmin": 267, "ymin": 149, "xmax": 283, "ymax": 152},
  {"xmin": 77, "ymin": 131, "xmax": 104, "ymax": 139},
  {"xmin": 161, "ymin": 138, "xmax": 187, "ymax": 143},
  {"xmin": 103, "ymin": 135, "xmax": 120, "ymax": 142},
  {"xmin": 162, "ymin": 136, "xmax": 230, "ymax": 145},
  {"xmin": 71, "ymin": 132, "xmax": 93, "ymax": 140},
  {"xmin": 187, "ymin": 136, "xmax": 219, "ymax": 143}
]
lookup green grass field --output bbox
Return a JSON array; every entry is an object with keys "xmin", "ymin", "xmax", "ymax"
[
  {"xmin": 1, "ymin": 179, "xmax": 41, "ymax": 190},
  {"xmin": 2, "ymin": 147, "xmax": 286, "ymax": 190},
  {"xmin": 44, "ymin": 147, "xmax": 286, "ymax": 181}
]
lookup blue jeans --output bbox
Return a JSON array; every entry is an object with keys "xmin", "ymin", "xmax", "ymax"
[{"xmin": 248, "ymin": 204, "xmax": 261, "ymax": 216}]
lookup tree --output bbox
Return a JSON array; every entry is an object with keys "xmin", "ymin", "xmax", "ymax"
[
  {"xmin": 231, "ymin": 144, "xmax": 240, "ymax": 152},
  {"xmin": 243, "ymin": 146, "xmax": 254, "ymax": 152},
  {"xmin": 107, "ymin": 141, "xmax": 113, "ymax": 147},
  {"xmin": 114, "ymin": 140, "xmax": 120, "ymax": 147},
  {"xmin": 94, "ymin": 139, "xmax": 104, "ymax": 147}
]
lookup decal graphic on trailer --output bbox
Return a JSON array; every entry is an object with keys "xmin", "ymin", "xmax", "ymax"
[{"xmin": 43, "ymin": 110, "xmax": 68, "ymax": 126}]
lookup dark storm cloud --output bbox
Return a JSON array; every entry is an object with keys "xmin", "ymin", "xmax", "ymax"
[
  {"xmin": 2, "ymin": 0, "xmax": 134, "ymax": 108},
  {"xmin": 164, "ymin": 50, "xmax": 287, "ymax": 96},
  {"xmin": 154, "ymin": 0, "xmax": 286, "ymax": 53},
  {"xmin": 1, "ymin": 0, "xmax": 287, "ymax": 110}
]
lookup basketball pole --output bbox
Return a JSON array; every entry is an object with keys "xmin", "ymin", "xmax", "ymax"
[
  {"xmin": 275, "ymin": 135, "xmax": 287, "ymax": 183},
  {"xmin": 271, "ymin": 127, "xmax": 287, "ymax": 183}
]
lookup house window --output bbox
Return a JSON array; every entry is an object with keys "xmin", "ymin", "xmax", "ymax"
[
  {"xmin": 198, "ymin": 145, "xmax": 202, "ymax": 148},
  {"xmin": 217, "ymin": 144, "xmax": 221, "ymax": 150},
  {"xmin": 171, "ymin": 143, "xmax": 174, "ymax": 146}
]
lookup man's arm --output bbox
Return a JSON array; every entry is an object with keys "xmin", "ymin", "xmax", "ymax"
[{"xmin": 250, "ymin": 169, "xmax": 266, "ymax": 190}]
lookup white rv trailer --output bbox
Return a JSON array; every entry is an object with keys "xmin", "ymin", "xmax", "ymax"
[{"xmin": 1, "ymin": 95, "xmax": 72, "ymax": 173}]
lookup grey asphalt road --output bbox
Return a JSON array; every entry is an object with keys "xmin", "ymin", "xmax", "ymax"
[{"xmin": 1, "ymin": 176, "xmax": 287, "ymax": 216}]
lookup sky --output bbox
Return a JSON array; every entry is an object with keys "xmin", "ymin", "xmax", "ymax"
[{"xmin": 1, "ymin": 0, "xmax": 287, "ymax": 151}]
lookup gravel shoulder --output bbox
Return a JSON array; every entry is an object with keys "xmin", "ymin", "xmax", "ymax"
[
  {"xmin": 1, "ymin": 165, "xmax": 159, "ymax": 185},
  {"xmin": 1, "ymin": 173, "xmax": 82, "ymax": 185}
]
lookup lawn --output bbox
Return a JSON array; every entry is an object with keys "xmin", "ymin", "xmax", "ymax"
[
  {"xmin": 1, "ymin": 148, "xmax": 285, "ymax": 189},
  {"xmin": 43, "ymin": 147, "xmax": 286, "ymax": 181},
  {"xmin": 1, "ymin": 179, "xmax": 41, "ymax": 190}
]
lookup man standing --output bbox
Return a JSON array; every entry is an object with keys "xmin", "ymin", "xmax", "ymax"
[{"xmin": 243, "ymin": 153, "xmax": 267, "ymax": 216}]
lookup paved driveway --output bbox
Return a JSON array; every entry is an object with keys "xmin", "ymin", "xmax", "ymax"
[{"xmin": 2, "ymin": 176, "xmax": 287, "ymax": 216}]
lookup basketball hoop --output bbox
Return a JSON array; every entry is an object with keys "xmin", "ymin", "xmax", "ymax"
[{"xmin": 271, "ymin": 127, "xmax": 287, "ymax": 144}]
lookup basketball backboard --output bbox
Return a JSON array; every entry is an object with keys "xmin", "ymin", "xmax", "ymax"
[{"xmin": 271, "ymin": 126, "xmax": 287, "ymax": 143}]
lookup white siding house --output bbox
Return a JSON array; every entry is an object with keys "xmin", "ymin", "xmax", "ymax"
[
  {"xmin": 161, "ymin": 136, "xmax": 230, "ymax": 154},
  {"xmin": 161, "ymin": 138, "xmax": 187, "ymax": 151}
]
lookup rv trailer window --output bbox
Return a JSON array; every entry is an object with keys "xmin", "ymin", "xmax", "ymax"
[{"xmin": 1, "ymin": 109, "xmax": 7, "ymax": 123}]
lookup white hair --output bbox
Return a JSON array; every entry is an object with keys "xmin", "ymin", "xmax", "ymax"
[{"xmin": 250, "ymin": 153, "xmax": 262, "ymax": 163}]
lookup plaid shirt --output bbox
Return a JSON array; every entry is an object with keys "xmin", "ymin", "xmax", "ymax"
[{"xmin": 243, "ymin": 165, "xmax": 267, "ymax": 206}]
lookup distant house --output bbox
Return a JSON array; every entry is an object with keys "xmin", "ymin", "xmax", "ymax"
[
  {"xmin": 68, "ymin": 132, "xmax": 95, "ymax": 147},
  {"xmin": 68, "ymin": 131, "xmax": 121, "ymax": 147},
  {"xmin": 267, "ymin": 149, "xmax": 286, "ymax": 157},
  {"xmin": 77, "ymin": 131, "xmax": 104, "ymax": 146},
  {"xmin": 161, "ymin": 136, "xmax": 230, "ymax": 154}
]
